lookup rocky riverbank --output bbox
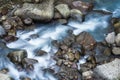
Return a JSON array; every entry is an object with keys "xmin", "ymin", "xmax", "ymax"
[{"xmin": 0, "ymin": 0, "xmax": 120, "ymax": 80}]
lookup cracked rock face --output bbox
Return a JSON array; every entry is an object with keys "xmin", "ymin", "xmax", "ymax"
[{"xmin": 14, "ymin": 0, "xmax": 54, "ymax": 22}]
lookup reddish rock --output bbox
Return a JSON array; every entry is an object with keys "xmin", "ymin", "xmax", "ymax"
[
  {"xmin": 4, "ymin": 35, "xmax": 18, "ymax": 43},
  {"xmin": 71, "ymin": 1, "xmax": 93, "ymax": 14},
  {"xmin": 76, "ymin": 31, "xmax": 96, "ymax": 50}
]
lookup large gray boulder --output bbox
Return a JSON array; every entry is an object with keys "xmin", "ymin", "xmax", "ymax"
[
  {"xmin": 14, "ymin": 0, "xmax": 54, "ymax": 22},
  {"xmin": 94, "ymin": 59, "xmax": 120, "ymax": 80}
]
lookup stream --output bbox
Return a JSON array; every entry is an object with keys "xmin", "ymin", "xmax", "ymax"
[{"xmin": 0, "ymin": 0, "xmax": 120, "ymax": 80}]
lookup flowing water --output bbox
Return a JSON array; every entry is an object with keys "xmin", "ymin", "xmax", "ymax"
[{"xmin": 0, "ymin": 0, "xmax": 120, "ymax": 80}]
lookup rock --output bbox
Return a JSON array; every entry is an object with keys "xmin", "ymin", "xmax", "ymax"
[
  {"xmin": 29, "ymin": 34, "xmax": 39, "ymax": 39},
  {"xmin": 4, "ymin": 35, "xmax": 18, "ymax": 43},
  {"xmin": 14, "ymin": 0, "xmax": 54, "ymax": 22},
  {"xmin": 70, "ymin": 9, "xmax": 83, "ymax": 22},
  {"xmin": 76, "ymin": 31, "xmax": 96, "ymax": 50},
  {"xmin": 23, "ymin": 18, "xmax": 33, "ymax": 25},
  {"xmin": 22, "ymin": 0, "xmax": 42, "ymax": 3},
  {"xmin": 56, "ymin": 19, "xmax": 67, "ymax": 25},
  {"xmin": 112, "ymin": 47, "xmax": 120, "ymax": 55},
  {"xmin": 94, "ymin": 59, "xmax": 120, "ymax": 80},
  {"xmin": 105, "ymin": 32, "xmax": 115, "ymax": 44},
  {"xmin": 0, "ymin": 73, "xmax": 12, "ymax": 80},
  {"xmin": 53, "ymin": 11, "xmax": 62, "ymax": 19},
  {"xmin": 67, "ymin": 52, "xmax": 75, "ymax": 61},
  {"xmin": 54, "ymin": 0, "xmax": 74, "ymax": 5},
  {"xmin": 22, "ymin": 58, "xmax": 38, "ymax": 71},
  {"xmin": 3, "ymin": 16, "xmax": 24, "ymax": 30},
  {"xmin": 57, "ymin": 65, "xmax": 81, "ymax": 80},
  {"xmin": 115, "ymin": 33, "xmax": 120, "ymax": 46},
  {"xmin": 0, "ymin": 69, "xmax": 8, "ymax": 74},
  {"xmin": 63, "ymin": 33, "xmax": 75, "ymax": 46},
  {"xmin": 114, "ymin": 21, "xmax": 120, "ymax": 28},
  {"xmin": 114, "ymin": 21, "xmax": 120, "ymax": 33},
  {"xmin": 56, "ymin": 59, "xmax": 63, "ymax": 66},
  {"xmin": 1, "ymin": 16, "xmax": 7, "ymax": 21},
  {"xmin": 20, "ymin": 77, "xmax": 31, "ymax": 80},
  {"xmin": 94, "ymin": 43, "xmax": 111, "ymax": 64},
  {"xmin": 55, "ymin": 4, "xmax": 70, "ymax": 18},
  {"xmin": 72, "ymin": 43, "xmax": 84, "ymax": 55},
  {"xmin": 35, "ymin": 49, "xmax": 47, "ymax": 56},
  {"xmin": 74, "ymin": 52, "xmax": 80, "ymax": 61},
  {"xmin": 0, "ymin": 25, "xmax": 6, "ymax": 37},
  {"xmin": 7, "ymin": 29, "xmax": 16, "ymax": 36},
  {"xmin": 71, "ymin": 1, "xmax": 93, "ymax": 14},
  {"xmin": 2, "ymin": 21, "xmax": 12, "ymax": 30},
  {"xmin": 82, "ymin": 70, "xmax": 93, "ymax": 80},
  {"xmin": 7, "ymin": 50, "xmax": 27, "ymax": 64}
]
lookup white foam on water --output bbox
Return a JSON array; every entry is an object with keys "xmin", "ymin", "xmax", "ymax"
[
  {"xmin": 6, "ymin": 23, "xmax": 70, "ymax": 80},
  {"xmin": 40, "ymin": 25, "xmax": 70, "ymax": 40},
  {"xmin": 68, "ymin": 16, "xmax": 109, "ymax": 35}
]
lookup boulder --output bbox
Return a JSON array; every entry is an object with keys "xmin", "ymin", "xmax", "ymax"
[
  {"xmin": 71, "ymin": 1, "xmax": 93, "ymax": 14},
  {"xmin": 55, "ymin": 4, "xmax": 70, "ymax": 18},
  {"xmin": 115, "ymin": 33, "xmax": 120, "ymax": 46},
  {"xmin": 70, "ymin": 9, "xmax": 83, "ymax": 22},
  {"xmin": 7, "ymin": 50, "xmax": 27, "ymax": 64},
  {"xmin": 76, "ymin": 31, "xmax": 96, "ymax": 50},
  {"xmin": 112, "ymin": 47, "xmax": 120, "ymax": 55},
  {"xmin": 35, "ymin": 49, "xmax": 47, "ymax": 56},
  {"xmin": 94, "ymin": 43, "xmax": 111, "ymax": 64},
  {"xmin": 14, "ymin": 0, "xmax": 54, "ymax": 22},
  {"xmin": 22, "ymin": 58, "xmax": 38, "ymax": 71},
  {"xmin": 4, "ymin": 35, "xmax": 18, "ymax": 43},
  {"xmin": 105, "ymin": 32, "xmax": 115, "ymax": 44},
  {"xmin": 94, "ymin": 59, "xmax": 120, "ymax": 80},
  {"xmin": 0, "ymin": 73, "xmax": 12, "ymax": 80}
]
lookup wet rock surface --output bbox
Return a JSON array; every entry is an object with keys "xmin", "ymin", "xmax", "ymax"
[
  {"xmin": 35, "ymin": 49, "xmax": 47, "ymax": 56},
  {"xmin": 7, "ymin": 50, "xmax": 27, "ymax": 64},
  {"xmin": 22, "ymin": 58, "xmax": 38, "ymax": 71}
]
